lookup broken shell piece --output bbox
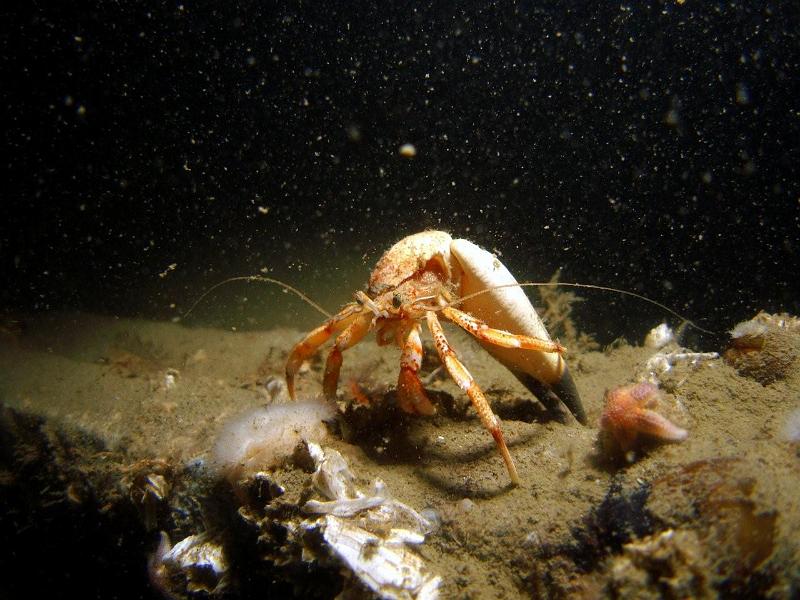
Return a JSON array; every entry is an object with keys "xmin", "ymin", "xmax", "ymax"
[
  {"xmin": 302, "ymin": 445, "xmax": 441, "ymax": 598},
  {"xmin": 642, "ymin": 350, "xmax": 719, "ymax": 384},
  {"xmin": 304, "ymin": 487, "xmax": 385, "ymax": 517},
  {"xmin": 149, "ymin": 531, "xmax": 228, "ymax": 596},
  {"xmin": 122, "ymin": 467, "xmax": 172, "ymax": 531},
  {"xmin": 305, "ymin": 446, "xmax": 437, "ymax": 535},
  {"xmin": 145, "ymin": 473, "xmax": 169, "ymax": 501},
  {"xmin": 312, "ymin": 515, "xmax": 442, "ymax": 600},
  {"xmin": 310, "ymin": 445, "xmax": 357, "ymax": 501},
  {"xmin": 644, "ymin": 323, "xmax": 675, "ymax": 349},
  {"xmin": 364, "ymin": 495, "xmax": 439, "ymax": 538}
]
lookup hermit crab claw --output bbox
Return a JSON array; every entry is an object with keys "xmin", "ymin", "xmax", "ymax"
[{"xmin": 450, "ymin": 239, "xmax": 587, "ymax": 425}]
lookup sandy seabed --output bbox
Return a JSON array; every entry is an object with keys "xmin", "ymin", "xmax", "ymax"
[{"xmin": 0, "ymin": 310, "xmax": 798, "ymax": 599}]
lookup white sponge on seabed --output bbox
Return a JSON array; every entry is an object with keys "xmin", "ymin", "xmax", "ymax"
[{"xmin": 211, "ymin": 399, "xmax": 336, "ymax": 480}]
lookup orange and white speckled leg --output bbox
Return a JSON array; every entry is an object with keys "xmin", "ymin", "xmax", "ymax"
[
  {"xmin": 322, "ymin": 311, "xmax": 374, "ymax": 401},
  {"xmin": 426, "ymin": 310, "xmax": 521, "ymax": 485},
  {"xmin": 396, "ymin": 320, "xmax": 436, "ymax": 416},
  {"xmin": 286, "ymin": 303, "xmax": 363, "ymax": 400},
  {"xmin": 442, "ymin": 306, "xmax": 565, "ymax": 355}
]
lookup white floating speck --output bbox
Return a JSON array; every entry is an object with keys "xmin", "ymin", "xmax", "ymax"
[{"xmin": 399, "ymin": 143, "xmax": 417, "ymax": 158}]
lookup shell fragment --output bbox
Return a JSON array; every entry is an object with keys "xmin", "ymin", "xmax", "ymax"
[
  {"xmin": 315, "ymin": 515, "xmax": 442, "ymax": 600},
  {"xmin": 302, "ymin": 443, "xmax": 441, "ymax": 599}
]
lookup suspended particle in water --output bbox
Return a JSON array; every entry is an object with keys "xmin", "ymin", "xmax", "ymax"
[{"xmin": 399, "ymin": 143, "xmax": 417, "ymax": 158}]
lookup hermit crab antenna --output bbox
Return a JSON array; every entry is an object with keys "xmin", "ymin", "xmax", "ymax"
[
  {"xmin": 449, "ymin": 281, "xmax": 716, "ymax": 335},
  {"xmin": 182, "ymin": 275, "xmax": 332, "ymax": 320}
]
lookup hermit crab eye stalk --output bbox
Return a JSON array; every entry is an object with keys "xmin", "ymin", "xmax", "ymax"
[
  {"xmin": 410, "ymin": 295, "xmax": 441, "ymax": 312},
  {"xmin": 392, "ymin": 294, "xmax": 402, "ymax": 309}
]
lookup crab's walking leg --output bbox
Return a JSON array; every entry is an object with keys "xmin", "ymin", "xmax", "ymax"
[
  {"xmin": 286, "ymin": 303, "xmax": 362, "ymax": 400},
  {"xmin": 322, "ymin": 312, "xmax": 374, "ymax": 401},
  {"xmin": 396, "ymin": 321, "xmax": 436, "ymax": 416},
  {"xmin": 425, "ymin": 311, "xmax": 521, "ymax": 485},
  {"xmin": 442, "ymin": 306, "xmax": 565, "ymax": 354}
]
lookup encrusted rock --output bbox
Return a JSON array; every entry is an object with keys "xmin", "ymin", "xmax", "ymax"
[{"xmin": 724, "ymin": 312, "xmax": 800, "ymax": 384}]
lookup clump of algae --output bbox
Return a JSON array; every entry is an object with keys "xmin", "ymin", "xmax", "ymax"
[{"xmin": 538, "ymin": 269, "xmax": 599, "ymax": 353}]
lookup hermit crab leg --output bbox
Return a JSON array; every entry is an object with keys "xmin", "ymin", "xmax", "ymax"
[
  {"xmin": 322, "ymin": 311, "xmax": 374, "ymax": 401},
  {"xmin": 425, "ymin": 310, "xmax": 521, "ymax": 485},
  {"xmin": 286, "ymin": 303, "xmax": 363, "ymax": 400},
  {"xmin": 396, "ymin": 320, "xmax": 436, "ymax": 416},
  {"xmin": 441, "ymin": 306, "xmax": 566, "ymax": 355}
]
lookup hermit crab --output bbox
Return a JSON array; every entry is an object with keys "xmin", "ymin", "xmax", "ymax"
[{"xmin": 286, "ymin": 231, "xmax": 585, "ymax": 485}]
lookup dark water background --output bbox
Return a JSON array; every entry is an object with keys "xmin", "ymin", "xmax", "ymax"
[{"xmin": 3, "ymin": 2, "xmax": 798, "ymax": 344}]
